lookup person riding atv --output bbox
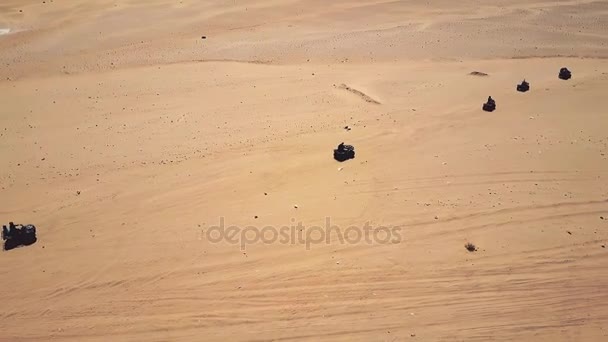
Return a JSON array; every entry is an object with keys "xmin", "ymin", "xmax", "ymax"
[{"xmin": 334, "ymin": 142, "xmax": 355, "ymax": 161}]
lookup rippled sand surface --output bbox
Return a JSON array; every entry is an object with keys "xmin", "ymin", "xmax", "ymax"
[{"xmin": 1, "ymin": 1, "xmax": 608, "ymax": 341}]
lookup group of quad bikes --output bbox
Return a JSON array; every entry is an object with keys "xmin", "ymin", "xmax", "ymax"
[
  {"xmin": 483, "ymin": 67, "xmax": 572, "ymax": 112},
  {"xmin": 2, "ymin": 68, "xmax": 574, "ymax": 251},
  {"xmin": 336, "ymin": 67, "xmax": 572, "ymax": 162}
]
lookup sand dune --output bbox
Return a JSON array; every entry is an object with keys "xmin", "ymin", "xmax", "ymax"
[{"xmin": 1, "ymin": 1, "xmax": 607, "ymax": 341}]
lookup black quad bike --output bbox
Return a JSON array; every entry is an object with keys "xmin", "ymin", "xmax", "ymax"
[
  {"xmin": 2, "ymin": 222, "xmax": 37, "ymax": 251},
  {"xmin": 517, "ymin": 79, "xmax": 530, "ymax": 92},
  {"xmin": 333, "ymin": 142, "xmax": 355, "ymax": 162},
  {"xmin": 482, "ymin": 96, "xmax": 496, "ymax": 112}
]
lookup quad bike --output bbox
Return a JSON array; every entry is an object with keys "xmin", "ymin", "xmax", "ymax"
[
  {"xmin": 482, "ymin": 96, "xmax": 496, "ymax": 112},
  {"xmin": 559, "ymin": 67, "xmax": 571, "ymax": 80},
  {"xmin": 2, "ymin": 222, "xmax": 37, "ymax": 251},
  {"xmin": 517, "ymin": 79, "xmax": 530, "ymax": 92},
  {"xmin": 334, "ymin": 142, "xmax": 355, "ymax": 162}
]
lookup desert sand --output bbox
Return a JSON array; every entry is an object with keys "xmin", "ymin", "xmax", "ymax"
[{"xmin": 1, "ymin": 0, "xmax": 608, "ymax": 341}]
